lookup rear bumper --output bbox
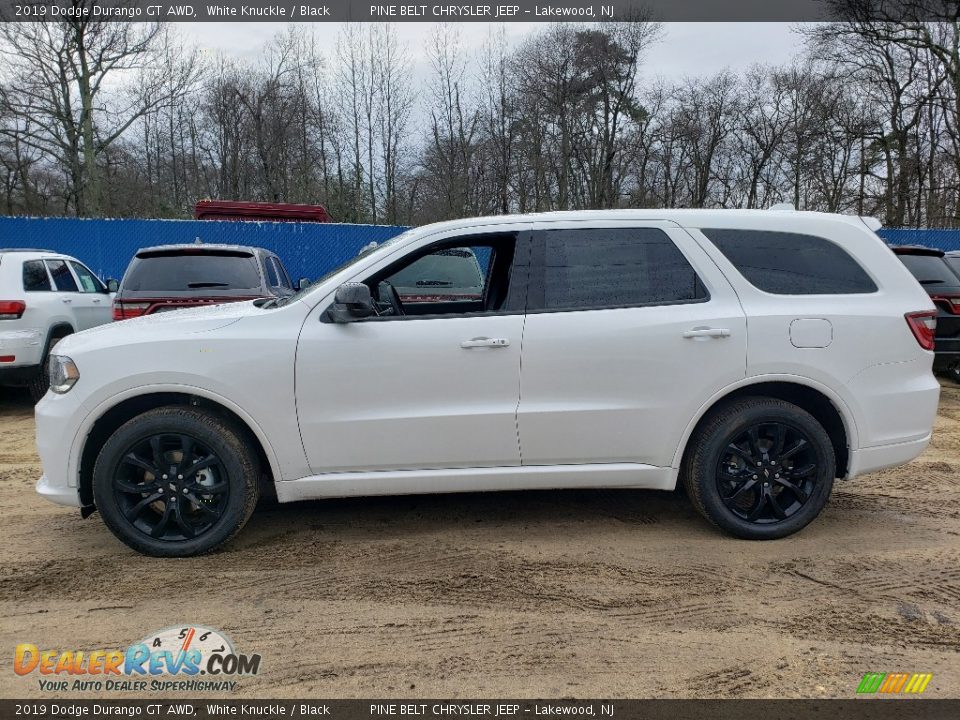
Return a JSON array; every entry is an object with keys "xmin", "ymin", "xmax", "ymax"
[
  {"xmin": 0, "ymin": 328, "xmax": 43, "ymax": 377},
  {"xmin": 847, "ymin": 433, "xmax": 932, "ymax": 478}
]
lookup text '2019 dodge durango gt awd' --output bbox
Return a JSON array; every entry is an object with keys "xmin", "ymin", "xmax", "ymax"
[{"xmin": 35, "ymin": 210, "xmax": 940, "ymax": 556}]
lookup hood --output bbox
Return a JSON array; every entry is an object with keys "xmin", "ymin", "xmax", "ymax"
[{"xmin": 55, "ymin": 300, "xmax": 262, "ymax": 356}]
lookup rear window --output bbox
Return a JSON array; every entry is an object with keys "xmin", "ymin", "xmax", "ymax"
[
  {"xmin": 124, "ymin": 251, "xmax": 261, "ymax": 291},
  {"xmin": 702, "ymin": 229, "xmax": 877, "ymax": 295},
  {"xmin": 899, "ymin": 254, "xmax": 960, "ymax": 287},
  {"xmin": 945, "ymin": 255, "xmax": 960, "ymax": 277}
]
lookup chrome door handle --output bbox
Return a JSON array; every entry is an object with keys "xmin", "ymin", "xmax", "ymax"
[
  {"xmin": 460, "ymin": 337, "xmax": 510, "ymax": 349},
  {"xmin": 683, "ymin": 327, "xmax": 730, "ymax": 339}
]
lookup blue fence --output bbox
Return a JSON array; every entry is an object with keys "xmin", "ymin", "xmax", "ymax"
[
  {"xmin": 0, "ymin": 216, "xmax": 409, "ymax": 281},
  {"xmin": 877, "ymin": 228, "xmax": 960, "ymax": 252},
  {"xmin": 1, "ymin": 216, "xmax": 958, "ymax": 283}
]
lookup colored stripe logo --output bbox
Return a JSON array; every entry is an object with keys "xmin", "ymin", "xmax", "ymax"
[{"xmin": 857, "ymin": 672, "xmax": 933, "ymax": 694}]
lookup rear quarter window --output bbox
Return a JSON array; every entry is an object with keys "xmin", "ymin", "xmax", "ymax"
[
  {"xmin": 22, "ymin": 260, "xmax": 52, "ymax": 291},
  {"xmin": 702, "ymin": 229, "xmax": 878, "ymax": 295}
]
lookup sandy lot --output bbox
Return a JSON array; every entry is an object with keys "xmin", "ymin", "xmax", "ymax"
[{"xmin": 1, "ymin": 384, "xmax": 958, "ymax": 699}]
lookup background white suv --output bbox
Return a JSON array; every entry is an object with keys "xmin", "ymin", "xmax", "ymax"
[
  {"xmin": 34, "ymin": 210, "xmax": 941, "ymax": 556},
  {"xmin": 1, "ymin": 249, "xmax": 113, "ymax": 400}
]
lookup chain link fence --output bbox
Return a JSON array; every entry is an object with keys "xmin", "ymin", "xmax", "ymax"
[
  {"xmin": 0, "ymin": 216, "xmax": 409, "ymax": 282},
  {"xmin": 1, "ymin": 216, "xmax": 958, "ymax": 283}
]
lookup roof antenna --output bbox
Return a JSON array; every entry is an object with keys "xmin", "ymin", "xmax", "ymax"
[{"xmin": 194, "ymin": 237, "xmax": 203, "ymax": 244}]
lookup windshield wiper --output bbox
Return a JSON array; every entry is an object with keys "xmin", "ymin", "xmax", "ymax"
[{"xmin": 187, "ymin": 281, "xmax": 231, "ymax": 288}]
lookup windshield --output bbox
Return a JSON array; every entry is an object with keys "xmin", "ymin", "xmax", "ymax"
[{"xmin": 277, "ymin": 229, "xmax": 418, "ymax": 305}]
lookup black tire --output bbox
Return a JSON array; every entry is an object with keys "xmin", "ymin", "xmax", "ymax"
[
  {"xmin": 92, "ymin": 406, "xmax": 260, "ymax": 557},
  {"xmin": 27, "ymin": 331, "xmax": 71, "ymax": 403},
  {"xmin": 27, "ymin": 370, "xmax": 48, "ymax": 403},
  {"xmin": 681, "ymin": 397, "xmax": 835, "ymax": 540},
  {"xmin": 949, "ymin": 363, "xmax": 960, "ymax": 385}
]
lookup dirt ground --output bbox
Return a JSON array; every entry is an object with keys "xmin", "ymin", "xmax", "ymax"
[{"xmin": 0, "ymin": 384, "xmax": 958, "ymax": 700}]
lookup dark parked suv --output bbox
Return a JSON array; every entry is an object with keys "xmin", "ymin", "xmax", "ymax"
[
  {"xmin": 113, "ymin": 244, "xmax": 302, "ymax": 320},
  {"xmin": 891, "ymin": 245, "xmax": 960, "ymax": 381}
]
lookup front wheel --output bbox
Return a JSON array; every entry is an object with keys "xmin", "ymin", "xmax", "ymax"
[
  {"xmin": 682, "ymin": 397, "xmax": 835, "ymax": 540},
  {"xmin": 92, "ymin": 406, "xmax": 260, "ymax": 556}
]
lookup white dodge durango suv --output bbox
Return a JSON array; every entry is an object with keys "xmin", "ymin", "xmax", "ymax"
[
  {"xmin": 1, "ymin": 249, "xmax": 113, "ymax": 400},
  {"xmin": 35, "ymin": 210, "xmax": 941, "ymax": 556}
]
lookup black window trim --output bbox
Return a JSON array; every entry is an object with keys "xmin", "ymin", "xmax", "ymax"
[
  {"xmin": 524, "ymin": 227, "xmax": 711, "ymax": 315},
  {"xmin": 699, "ymin": 227, "xmax": 881, "ymax": 297},
  {"xmin": 322, "ymin": 231, "xmax": 532, "ymax": 323}
]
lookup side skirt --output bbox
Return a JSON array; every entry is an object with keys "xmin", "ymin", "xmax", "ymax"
[{"xmin": 274, "ymin": 462, "xmax": 674, "ymax": 503}]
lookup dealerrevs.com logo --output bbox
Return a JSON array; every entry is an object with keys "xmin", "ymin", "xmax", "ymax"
[
  {"xmin": 13, "ymin": 625, "xmax": 261, "ymax": 693},
  {"xmin": 857, "ymin": 672, "xmax": 934, "ymax": 695}
]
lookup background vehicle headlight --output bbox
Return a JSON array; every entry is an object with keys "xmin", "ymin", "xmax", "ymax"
[{"xmin": 48, "ymin": 354, "xmax": 80, "ymax": 394}]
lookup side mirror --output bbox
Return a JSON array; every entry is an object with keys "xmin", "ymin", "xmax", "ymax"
[
  {"xmin": 105, "ymin": 279, "xmax": 119, "ymax": 293},
  {"xmin": 296, "ymin": 277, "xmax": 311, "ymax": 291},
  {"xmin": 323, "ymin": 282, "xmax": 376, "ymax": 323}
]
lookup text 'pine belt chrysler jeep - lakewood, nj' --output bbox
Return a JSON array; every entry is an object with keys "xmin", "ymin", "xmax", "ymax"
[{"xmin": 35, "ymin": 209, "xmax": 940, "ymax": 556}]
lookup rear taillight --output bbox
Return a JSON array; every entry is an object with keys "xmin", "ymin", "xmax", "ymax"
[
  {"xmin": 0, "ymin": 300, "xmax": 26, "ymax": 320},
  {"xmin": 905, "ymin": 311, "xmax": 937, "ymax": 351},
  {"xmin": 931, "ymin": 294, "xmax": 960, "ymax": 315},
  {"xmin": 112, "ymin": 301, "xmax": 150, "ymax": 320}
]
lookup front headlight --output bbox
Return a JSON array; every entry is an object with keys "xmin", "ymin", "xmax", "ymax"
[{"xmin": 48, "ymin": 354, "xmax": 80, "ymax": 394}]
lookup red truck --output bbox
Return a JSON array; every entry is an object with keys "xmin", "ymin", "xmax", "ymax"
[{"xmin": 194, "ymin": 200, "xmax": 333, "ymax": 223}]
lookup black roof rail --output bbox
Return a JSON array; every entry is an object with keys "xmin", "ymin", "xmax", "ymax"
[{"xmin": 0, "ymin": 248, "xmax": 55, "ymax": 253}]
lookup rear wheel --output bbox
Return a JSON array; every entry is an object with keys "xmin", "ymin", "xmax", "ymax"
[
  {"xmin": 93, "ymin": 406, "xmax": 260, "ymax": 556},
  {"xmin": 682, "ymin": 397, "xmax": 835, "ymax": 540}
]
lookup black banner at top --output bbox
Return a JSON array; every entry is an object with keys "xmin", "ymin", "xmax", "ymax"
[{"xmin": 1, "ymin": 0, "xmax": 959, "ymax": 22}]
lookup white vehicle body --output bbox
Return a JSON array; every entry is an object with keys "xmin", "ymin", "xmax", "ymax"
[
  {"xmin": 1, "ymin": 250, "xmax": 112, "ymax": 391},
  {"xmin": 34, "ymin": 210, "xmax": 940, "ymax": 545}
]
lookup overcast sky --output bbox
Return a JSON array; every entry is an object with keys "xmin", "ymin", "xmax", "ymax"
[{"xmin": 176, "ymin": 21, "xmax": 806, "ymax": 81}]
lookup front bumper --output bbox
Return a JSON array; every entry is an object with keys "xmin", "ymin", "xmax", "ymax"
[
  {"xmin": 34, "ymin": 386, "xmax": 88, "ymax": 509},
  {"xmin": 36, "ymin": 474, "xmax": 81, "ymax": 507}
]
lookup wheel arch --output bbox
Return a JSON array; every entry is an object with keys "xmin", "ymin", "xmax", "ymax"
[
  {"xmin": 671, "ymin": 377, "xmax": 857, "ymax": 483},
  {"xmin": 77, "ymin": 389, "xmax": 279, "ymax": 509}
]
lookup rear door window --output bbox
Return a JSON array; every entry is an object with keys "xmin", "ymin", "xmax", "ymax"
[
  {"xmin": 702, "ymin": 229, "xmax": 877, "ymax": 294},
  {"xmin": 528, "ymin": 227, "xmax": 707, "ymax": 311},
  {"xmin": 22, "ymin": 260, "xmax": 52, "ymax": 291},
  {"xmin": 124, "ymin": 251, "xmax": 261, "ymax": 291},
  {"xmin": 45, "ymin": 259, "xmax": 79, "ymax": 292}
]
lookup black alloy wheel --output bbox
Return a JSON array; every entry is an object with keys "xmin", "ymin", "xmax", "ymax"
[
  {"xmin": 716, "ymin": 422, "xmax": 821, "ymax": 524},
  {"xmin": 93, "ymin": 406, "xmax": 260, "ymax": 556},
  {"xmin": 113, "ymin": 433, "xmax": 230, "ymax": 541},
  {"xmin": 682, "ymin": 397, "xmax": 835, "ymax": 540}
]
